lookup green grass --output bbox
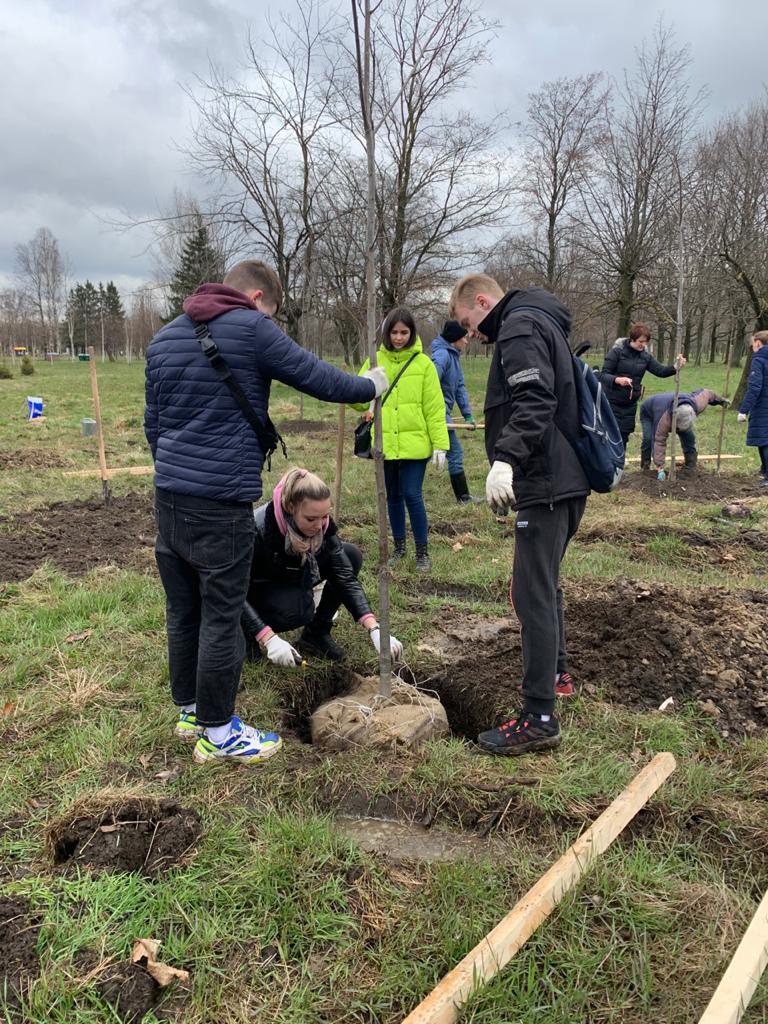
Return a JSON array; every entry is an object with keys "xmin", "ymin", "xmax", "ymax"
[{"xmin": 2, "ymin": 359, "xmax": 768, "ymax": 1022}]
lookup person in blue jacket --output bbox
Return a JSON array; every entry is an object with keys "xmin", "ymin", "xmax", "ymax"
[
  {"xmin": 430, "ymin": 319, "xmax": 481, "ymax": 503},
  {"xmin": 737, "ymin": 330, "xmax": 768, "ymax": 485},
  {"xmin": 144, "ymin": 259, "xmax": 387, "ymax": 766}
]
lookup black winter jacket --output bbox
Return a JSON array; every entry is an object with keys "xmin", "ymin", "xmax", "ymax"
[
  {"xmin": 480, "ymin": 288, "xmax": 590, "ymax": 510},
  {"xmin": 599, "ymin": 340, "xmax": 676, "ymax": 434},
  {"xmin": 241, "ymin": 502, "xmax": 371, "ymax": 636}
]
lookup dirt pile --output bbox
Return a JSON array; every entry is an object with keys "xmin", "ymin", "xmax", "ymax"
[
  {"xmin": 97, "ymin": 964, "xmax": 162, "ymax": 1023},
  {"xmin": 0, "ymin": 447, "xmax": 72, "ymax": 470},
  {"xmin": 0, "ymin": 896, "xmax": 42, "ymax": 1014},
  {"xmin": 0, "ymin": 493, "xmax": 155, "ymax": 582},
  {"xmin": 620, "ymin": 470, "xmax": 764, "ymax": 502},
  {"xmin": 426, "ymin": 579, "xmax": 768, "ymax": 737},
  {"xmin": 49, "ymin": 798, "xmax": 202, "ymax": 877}
]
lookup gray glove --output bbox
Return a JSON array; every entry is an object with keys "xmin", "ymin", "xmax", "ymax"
[{"xmin": 362, "ymin": 367, "xmax": 389, "ymax": 398}]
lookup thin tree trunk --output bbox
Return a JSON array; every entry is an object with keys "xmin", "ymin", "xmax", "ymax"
[{"xmin": 708, "ymin": 320, "xmax": 718, "ymax": 363}]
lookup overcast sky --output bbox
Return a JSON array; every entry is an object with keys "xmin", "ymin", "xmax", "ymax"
[{"xmin": 1, "ymin": 0, "xmax": 764, "ymax": 305}]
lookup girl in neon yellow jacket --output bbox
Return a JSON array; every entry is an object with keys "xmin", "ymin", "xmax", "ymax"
[{"xmin": 354, "ymin": 307, "xmax": 449, "ymax": 572}]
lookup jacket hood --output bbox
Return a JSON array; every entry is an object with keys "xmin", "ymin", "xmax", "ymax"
[
  {"xmin": 430, "ymin": 336, "xmax": 459, "ymax": 358},
  {"xmin": 183, "ymin": 284, "xmax": 258, "ymax": 323},
  {"xmin": 754, "ymin": 345, "xmax": 768, "ymax": 365},
  {"xmin": 378, "ymin": 335, "xmax": 423, "ymax": 362},
  {"xmin": 478, "ymin": 287, "xmax": 571, "ymax": 343}
]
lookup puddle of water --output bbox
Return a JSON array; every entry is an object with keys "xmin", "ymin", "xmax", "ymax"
[{"xmin": 336, "ymin": 816, "xmax": 490, "ymax": 863}]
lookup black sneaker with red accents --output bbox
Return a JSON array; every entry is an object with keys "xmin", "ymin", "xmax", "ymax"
[
  {"xmin": 477, "ymin": 712, "xmax": 561, "ymax": 757},
  {"xmin": 555, "ymin": 672, "xmax": 575, "ymax": 698}
]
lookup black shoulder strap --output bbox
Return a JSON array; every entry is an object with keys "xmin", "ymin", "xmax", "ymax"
[
  {"xmin": 381, "ymin": 352, "xmax": 418, "ymax": 407},
  {"xmin": 192, "ymin": 320, "xmax": 287, "ymax": 469}
]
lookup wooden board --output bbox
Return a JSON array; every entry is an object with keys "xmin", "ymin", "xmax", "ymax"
[
  {"xmin": 63, "ymin": 466, "xmax": 154, "ymax": 478},
  {"xmin": 698, "ymin": 887, "xmax": 768, "ymax": 1024},
  {"xmin": 401, "ymin": 752, "xmax": 677, "ymax": 1024}
]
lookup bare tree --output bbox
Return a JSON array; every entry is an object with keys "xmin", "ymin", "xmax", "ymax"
[
  {"xmin": 577, "ymin": 25, "xmax": 704, "ymax": 336},
  {"xmin": 14, "ymin": 227, "xmax": 68, "ymax": 351},
  {"xmin": 186, "ymin": 0, "xmax": 341, "ymax": 342},
  {"xmin": 518, "ymin": 73, "xmax": 608, "ymax": 291}
]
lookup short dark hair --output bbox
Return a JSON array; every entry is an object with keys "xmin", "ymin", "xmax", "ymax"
[
  {"xmin": 223, "ymin": 260, "xmax": 283, "ymax": 311},
  {"xmin": 380, "ymin": 307, "xmax": 417, "ymax": 350},
  {"xmin": 629, "ymin": 322, "xmax": 651, "ymax": 342}
]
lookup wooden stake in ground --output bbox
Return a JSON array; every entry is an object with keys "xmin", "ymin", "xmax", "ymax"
[
  {"xmin": 716, "ymin": 337, "xmax": 735, "ymax": 474},
  {"xmin": 697, "ymin": 886, "xmax": 768, "ymax": 1024},
  {"xmin": 87, "ymin": 346, "xmax": 112, "ymax": 506},
  {"xmin": 401, "ymin": 752, "xmax": 677, "ymax": 1024},
  {"xmin": 333, "ymin": 394, "xmax": 346, "ymax": 519}
]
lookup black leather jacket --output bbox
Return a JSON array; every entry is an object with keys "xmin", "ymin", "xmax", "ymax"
[{"xmin": 241, "ymin": 502, "xmax": 371, "ymax": 636}]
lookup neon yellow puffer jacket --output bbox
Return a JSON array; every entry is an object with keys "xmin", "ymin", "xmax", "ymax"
[{"xmin": 353, "ymin": 338, "xmax": 450, "ymax": 460}]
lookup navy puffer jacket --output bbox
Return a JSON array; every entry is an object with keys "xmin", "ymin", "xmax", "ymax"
[
  {"xmin": 739, "ymin": 345, "xmax": 768, "ymax": 447},
  {"xmin": 144, "ymin": 285, "xmax": 375, "ymax": 502}
]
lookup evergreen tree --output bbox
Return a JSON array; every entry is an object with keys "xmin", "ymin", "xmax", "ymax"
[
  {"xmin": 166, "ymin": 222, "xmax": 225, "ymax": 319},
  {"xmin": 65, "ymin": 281, "xmax": 100, "ymax": 353}
]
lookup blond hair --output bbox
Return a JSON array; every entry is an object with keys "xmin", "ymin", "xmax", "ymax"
[
  {"xmin": 278, "ymin": 467, "xmax": 330, "ymax": 511},
  {"xmin": 449, "ymin": 274, "xmax": 504, "ymax": 318},
  {"xmin": 224, "ymin": 260, "xmax": 283, "ymax": 311},
  {"xmin": 752, "ymin": 330, "xmax": 768, "ymax": 347}
]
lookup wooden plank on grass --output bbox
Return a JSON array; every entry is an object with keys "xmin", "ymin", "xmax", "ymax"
[
  {"xmin": 401, "ymin": 752, "xmax": 676, "ymax": 1024},
  {"xmin": 697, "ymin": 887, "xmax": 768, "ymax": 1024},
  {"xmin": 64, "ymin": 466, "xmax": 154, "ymax": 478}
]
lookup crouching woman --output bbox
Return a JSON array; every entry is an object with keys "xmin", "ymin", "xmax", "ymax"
[{"xmin": 242, "ymin": 467, "xmax": 403, "ymax": 666}]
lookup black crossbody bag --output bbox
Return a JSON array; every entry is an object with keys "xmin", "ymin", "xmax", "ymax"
[
  {"xmin": 353, "ymin": 353, "xmax": 418, "ymax": 459},
  {"xmin": 192, "ymin": 320, "xmax": 287, "ymax": 470}
]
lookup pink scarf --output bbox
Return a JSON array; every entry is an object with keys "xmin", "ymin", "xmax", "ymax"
[{"xmin": 272, "ymin": 477, "xmax": 329, "ymax": 563}]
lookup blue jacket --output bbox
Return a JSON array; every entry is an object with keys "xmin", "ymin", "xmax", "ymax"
[
  {"xmin": 739, "ymin": 345, "xmax": 768, "ymax": 447},
  {"xmin": 429, "ymin": 336, "xmax": 473, "ymax": 420},
  {"xmin": 144, "ymin": 284, "xmax": 375, "ymax": 501}
]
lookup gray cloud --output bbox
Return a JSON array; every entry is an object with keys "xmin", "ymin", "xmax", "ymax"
[{"xmin": 1, "ymin": 0, "xmax": 765, "ymax": 296}]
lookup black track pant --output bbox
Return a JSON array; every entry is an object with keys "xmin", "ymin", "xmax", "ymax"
[{"xmin": 511, "ymin": 497, "xmax": 587, "ymax": 716}]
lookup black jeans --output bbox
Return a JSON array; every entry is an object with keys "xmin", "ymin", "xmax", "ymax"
[
  {"xmin": 247, "ymin": 543, "xmax": 363, "ymax": 635},
  {"xmin": 511, "ymin": 497, "xmax": 586, "ymax": 716},
  {"xmin": 154, "ymin": 488, "xmax": 255, "ymax": 728},
  {"xmin": 759, "ymin": 445, "xmax": 768, "ymax": 477}
]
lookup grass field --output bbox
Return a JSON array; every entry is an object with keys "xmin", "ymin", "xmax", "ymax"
[{"xmin": 1, "ymin": 353, "xmax": 768, "ymax": 1023}]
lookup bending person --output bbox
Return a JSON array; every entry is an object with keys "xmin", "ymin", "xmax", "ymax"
[
  {"xmin": 737, "ymin": 331, "xmax": 768, "ymax": 486},
  {"xmin": 241, "ymin": 467, "xmax": 403, "ymax": 666},
  {"xmin": 640, "ymin": 388, "xmax": 729, "ymax": 477},
  {"xmin": 600, "ymin": 323, "xmax": 685, "ymax": 451}
]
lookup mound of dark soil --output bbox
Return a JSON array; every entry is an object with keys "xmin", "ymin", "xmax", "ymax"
[
  {"xmin": 50, "ymin": 799, "xmax": 202, "ymax": 878},
  {"xmin": 97, "ymin": 963, "xmax": 161, "ymax": 1023},
  {"xmin": 277, "ymin": 418, "xmax": 335, "ymax": 435},
  {"xmin": 0, "ymin": 895, "xmax": 42, "ymax": 1013},
  {"xmin": 0, "ymin": 493, "xmax": 155, "ymax": 582},
  {"xmin": 620, "ymin": 469, "xmax": 763, "ymax": 502},
  {"xmin": 428, "ymin": 579, "xmax": 768, "ymax": 738},
  {"xmin": 577, "ymin": 524, "xmax": 768, "ymax": 552},
  {"xmin": 0, "ymin": 447, "xmax": 71, "ymax": 470}
]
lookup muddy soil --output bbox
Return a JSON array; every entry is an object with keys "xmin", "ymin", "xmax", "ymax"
[
  {"xmin": 577, "ymin": 523, "xmax": 768, "ymax": 551},
  {"xmin": 277, "ymin": 418, "xmax": 335, "ymax": 435},
  {"xmin": 0, "ymin": 447, "xmax": 72, "ymax": 470},
  {"xmin": 425, "ymin": 579, "xmax": 768, "ymax": 738},
  {"xmin": 50, "ymin": 799, "xmax": 202, "ymax": 878},
  {"xmin": 0, "ymin": 895, "xmax": 42, "ymax": 1013},
  {"xmin": 97, "ymin": 963, "xmax": 162, "ymax": 1023},
  {"xmin": 620, "ymin": 469, "xmax": 764, "ymax": 502},
  {"xmin": 0, "ymin": 493, "xmax": 155, "ymax": 582}
]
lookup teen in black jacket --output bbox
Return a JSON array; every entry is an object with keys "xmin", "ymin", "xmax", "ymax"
[
  {"xmin": 599, "ymin": 324, "xmax": 684, "ymax": 448},
  {"xmin": 241, "ymin": 468, "xmax": 403, "ymax": 665},
  {"xmin": 450, "ymin": 278, "xmax": 589, "ymax": 759}
]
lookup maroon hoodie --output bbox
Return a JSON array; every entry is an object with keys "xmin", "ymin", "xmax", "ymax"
[{"xmin": 183, "ymin": 284, "xmax": 257, "ymax": 322}]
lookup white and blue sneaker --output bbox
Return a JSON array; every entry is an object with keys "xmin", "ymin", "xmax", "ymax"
[{"xmin": 193, "ymin": 716, "xmax": 283, "ymax": 765}]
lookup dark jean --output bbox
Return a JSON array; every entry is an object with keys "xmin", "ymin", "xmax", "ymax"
[
  {"xmin": 640, "ymin": 417, "xmax": 696, "ymax": 463},
  {"xmin": 154, "ymin": 488, "xmax": 255, "ymax": 727},
  {"xmin": 447, "ymin": 428, "xmax": 464, "ymax": 475},
  {"xmin": 759, "ymin": 445, "xmax": 768, "ymax": 477},
  {"xmin": 383, "ymin": 458, "xmax": 429, "ymax": 545},
  {"xmin": 511, "ymin": 498, "xmax": 587, "ymax": 716}
]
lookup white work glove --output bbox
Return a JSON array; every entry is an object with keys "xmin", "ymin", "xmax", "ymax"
[
  {"xmin": 431, "ymin": 450, "xmax": 447, "ymax": 471},
  {"xmin": 370, "ymin": 627, "xmax": 403, "ymax": 662},
  {"xmin": 737, "ymin": 412, "xmax": 747, "ymax": 423},
  {"xmin": 485, "ymin": 460, "xmax": 515, "ymax": 513},
  {"xmin": 362, "ymin": 366, "xmax": 389, "ymax": 398},
  {"xmin": 265, "ymin": 634, "xmax": 301, "ymax": 668}
]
